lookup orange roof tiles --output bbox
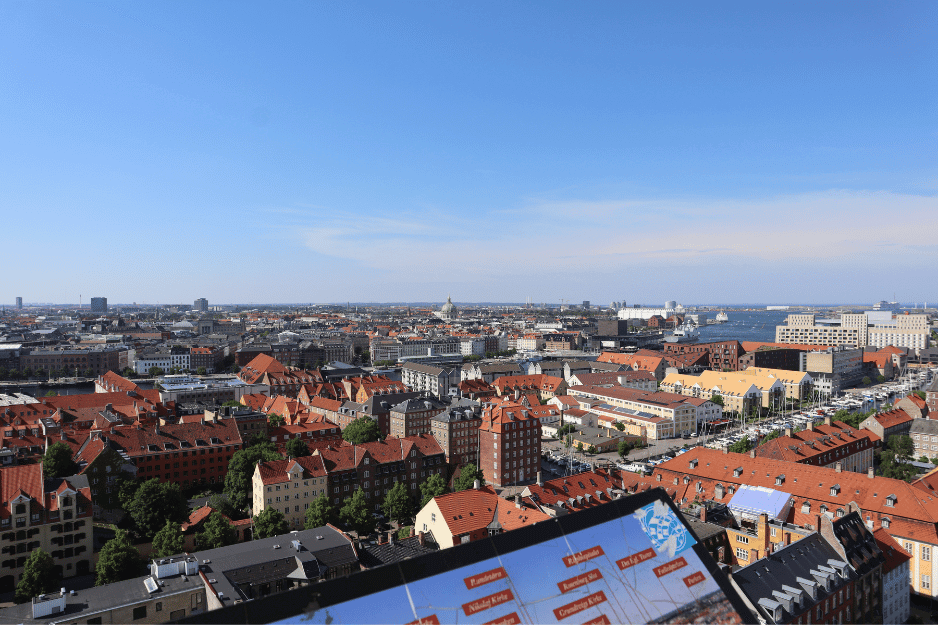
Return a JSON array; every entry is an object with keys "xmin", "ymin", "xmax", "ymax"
[{"xmin": 432, "ymin": 486, "xmax": 549, "ymax": 537}]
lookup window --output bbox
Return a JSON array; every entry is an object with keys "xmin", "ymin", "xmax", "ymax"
[
  {"xmin": 736, "ymin": 547, "xmax": 748, "ymax": 561},
  {"xmin": 924, "ymin": 574, "xmax": 932, "ymax": 590},
  {"xmin": 133, "ymin": 606, "xmax": 147, "ymax": 620},
  {"xmin": 737, "ymin": 535, "xmax": 749, "ymax": 544},
  {"xmin": 156, "ymin": 602, "xmax": 162, "ymax": 612},
  {"xmin": 924, "ymin": 546, "xmax": 931, "ymax": 562}
]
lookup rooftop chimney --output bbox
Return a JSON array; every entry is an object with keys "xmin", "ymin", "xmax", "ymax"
[
  {"xmin": 807, "ymin": 421, "xmax": 814, "ymax": 431},
  {"xmin": 868, "ymin": 466, "xmax": 875, "ymax": 479},
  {"xmin": 824, "ymin": 415, "xmax": 832, "ymax": 426},
  {"xmin": 536, "ymin": 471, "xmax": 543, "ymax": 487},
  {"xmin": 785, "ymin": 427, "xmax": 792, "ymax": 437},
  {"xmin": 417, "ymin": 531, "xmax": 425, "ymax": 547},
  {"xmin": 835, "ymin": 462, "xmax": 842, "ymax": 473},
  {"xmin": 515, "ymin": 494, "xmax": 522, "ymax": 509},
  {"xmin": 473, "ymin": 479, "xmax": 480, "ymax": 490}
]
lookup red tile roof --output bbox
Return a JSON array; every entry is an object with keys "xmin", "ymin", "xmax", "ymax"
[{"xmin": 432, "ymin": 486, "xmax": 549, "ymax": 537}]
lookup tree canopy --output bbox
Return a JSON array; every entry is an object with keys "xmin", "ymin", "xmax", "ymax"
[
  {"xmin": 709, "ymin": 394, "xmax": 724, "ymax": 407},
  {"xmin": 224, "ymin": 438, "xmax": 283, "ymax": 511},
  {"xmin": 151, "ymin": 519, "xmax": 185, "ymax": 558},
  {"xmin": 453, "ymin": 464, "xmax": 484, "ymax": 492},
  {"xmin": 96, "ymin": 529, "xmax": 143, "ymax": 586},
  {"xmin": 727, "ymin": 436, "xmax": 751, "ymax": 454},
  {"xmin": 419, "ymin": 473, "xmax": 447, "ymax": 508},
  {"xmin": 340, "ymin": 487, "xmax": 372, "ymax": 536},
  {"xmin": 254, "ymin": 507, "xmax": 289, "ymax": 539},
  {"xmin": 382, "ymin": 481, "xmax": 413, "ymax": 523},
  {"xmin": 127, "ymin": 478, "xmax": 188, "ymax": 540},
  {"xmin": 196, "ymin": 511, "xmax": 238, "ymax": 550},
  {"xmin": 305, "ymin": 493, "xmax": 337, "ymax": 529},
  {"xmin": 268, "ymin": 413, "xmax": 285, "ymax": 427},
  {"xmin": 41, "ymin": 441, "xmax": 79, "ymax": 479},
  {"xmin": 342, "ymin": 417, "xmax": 382, "ymax": 444},
  {"xmin": 285, "ymin": 436, "xmax": 311, "ymax": 458},
  {"xmin": 15, "ymin": 549, "xmax": 59, "ymax": 604},
  {"xmin": 887, "ymin": 435, "xmax": 914, "ymax": 461}
]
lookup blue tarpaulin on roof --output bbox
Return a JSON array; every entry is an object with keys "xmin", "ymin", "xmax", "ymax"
[{"xmin": 727, "ymin": 485, "xmax": 790, "ymax": 520}]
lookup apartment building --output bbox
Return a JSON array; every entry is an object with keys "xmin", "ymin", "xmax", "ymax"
[
  {"xmin": 662, "ymin": 340, "xmax": 745, "ymax": 371},
  {"xmin": 659, "ymin": 371, "xmax": 763, "ymax": 416},
  {"xmin": 777, "ymin": 313, "xmax": 930, "ymax": 353},
  {"xmin": 388, "ymin": 397, "xmax": 448, "ymax": 439},
  {"xmin": 21, "ymin": 346, "xmax": 129, "ymax": 377},
  {"xmin": 254, "ymin": 435, "xmax": 445, "ymax": 514},
  {"xmin": 805, "ymin": 348, "xmax": 864, "ymax": 395},
  {"xmin": 0, "ymin": 466, "xmax": 94, "ymax": 593},
  {"xmin": 478, "ymin": 399, "xmax": 542, "ymax": 487},
  {"xmin": 567, "ymin": 386, "xmax": 701, "ymax": 439},
  {"xmin": 430, "ymin": 403, "xmax": 481, "ymax": 465},
  {"xmin": 252, "ymin": 455, "xmax": 329, "ymax": 529},
  {"xmin": 400, "ymin": 362, "xmax": 459, "ymax": 398}
]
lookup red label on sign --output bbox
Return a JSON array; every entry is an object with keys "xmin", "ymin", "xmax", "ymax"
[
  {"xmin": 483, "ymin": 613, "xmax": 522, "ymax": 625},
  {"xmin": 558, "ymin": 569, "xmax": 603, "ymax": 594},
  {"xmin": 582, "ymin": 615, "xmax": 612, "ymax": 625},
  {"xmin": 562, "ymin": 546, "xmax": 605, "ymax": 567},
  {"xmin": 683, "ymin": 571, "xmax": 706, "ymax": 587},
  {"xmin": 462, "ymin": 589, "xmax": 514, "ymax": 616},
  {"xmin": 464, "ymin": 567, "xmax": 507, "ymax": 590},
  {"xmin": 553, "ymin": 591, "xmax": 607, "ymax": 621},
  {"xmin": 405, "ymin": 617, "xmax": 440, "ymax": 625},
  {"xmin": 653, "ymin": 557, "xmax": 688, "ymax": 578},
  {"xmin": 616, "ymin": 548, "xmax": 656, "ymax": 570}
]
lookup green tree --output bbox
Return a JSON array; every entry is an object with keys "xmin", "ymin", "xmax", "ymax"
[
  {"xmin": 253, "ymin": 507, "xmax": 289, "ymax": 539},
  {"xmin": 340, "ymin": 487, "xmax": 372, "ymax": 536},
  {"xmin": 224, "ymin": 438, "xmax": 282, "ymax": 511},
  {"xmin": 576, "ymin": 442, "xmax": 584, "ymax": 453},
  {"xmin": 397, "ymin": 526, "xmax": 412, "ymax": 540},
  {"xmin": 877, "ymin": 375, "xmax": 886, "ymax": 384},
  {"xmin": 196, "ymin": 511, "xmax": 238, "ymax": 549},
  {"xmin": 151, "ymin": 519, "xmax": 185, "ymax": 558},
  {"xmin": 15, "ymin": 549, "xmax": 59, "ymax": 604},
  {"xmin": 709, "ymin": 394, "xmax": 724, "ymax": 407},
  {"xmin": 382, "ymin": 481, "xmax": 413, "ymax": 523},
  {"xmin": 862, "ymin": 376, "xmax": 872, "ymax": 386},
  {"xmin": 613, "ymin": 422, "xmax": 625, "ymax": 432},
  {"xmin": 887, "ymin": 435, "xmax": 914, "ymax": 461},
  {"xmin": 305, "ymin": 493, "xmax": 337, "ymax": 529},
  {"xmin": 587, "ymin": 445, "xmax": 597, "ymax": 454},
  {"xmin": 920, "ymin": 455, "xmax": 932, "ymax": 464},
  {"xmin": 419, "ymin": 473, "xmax": 447, "ymax": 508},
  {"xmin": 121, "ymin": 367, "xmax": 136, "ymax": 378},
  {"xmin": 268, "ymin": 413, "xmax": 285, "ymax": 427},
  {"xmin": 44, "ymin": 390, "xmax": 58, "ymax": 397},
  {"xmin": 222, "ymin": 399, "xmax": 242, "ymax": 407},
  {"xmin": 116, "ymin": 474, "xmax": 141, "ymax": 509},
  {"xmin": 285, "ymin": 437, "xmax": 311, "ymax": 458},
  {"xmin": 196, "ymin": 366, "xmax": 207, "ymax": 375},
  {"xmin": 95, "ymin": 529, "xmax": 143, "ymax": 586},
  {"xmin": 759, "ymin": 430, "xmax": 782, "ymax": 445},
  {"xmin": 727, "ymin": 436, "xmax": 751, "ymax": 454},
  {"xmin": 914, "ymin": 390, "xmax": 927, "ymax": 400},
  {"xmin": 453, "ymin": 463, "xmax": 484, "ymax": 492},
  {"xmin": 127, "ymin": 479, "xmax": 188, "ymax": 540},
  {"xmin": 148, "ymin": 366, "xmax": 165, "ymax": 377},
  {"xmin": 877, "ymin": 450, "xmax": 917, "ymax": 482},
  {"xmin": 41, "ymin": 441, "xmax": 79, "ymax": 478},
  {"xmin": 342, "ymin": 417, "xmax": 381, "ymax": 444},
  {"xmin": 617, "ymin": 440, "xmax": 631, "ymax": 459},
  {"xmin": 206, "ymin": 494, "xmax": 239, "ymax": 520}
]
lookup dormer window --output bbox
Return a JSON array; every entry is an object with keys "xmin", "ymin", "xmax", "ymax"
[
  {"xmin": 882, "ymin": 517, "xmax": 890, "ymax": 528},
  {"xmin": 802, "ymin": 501, "xmax": 811, "ymax": 514},
  {"xmin": 885, "ymin": 494, "xmax": 897, "ymax": 507},
  {"xmin": 14, "ymin": 504, "xmax": 25, "ymax": 515},
  {"xmin": 830, "ymin": 484, "xmax": 840, "ymax": 496}
]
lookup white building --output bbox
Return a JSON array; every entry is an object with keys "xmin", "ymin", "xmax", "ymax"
[
  {"xmin": 877, "ymin": 530, "xmax": 911, "ymax": 625},
  {"xmin": 133, "ymin": 351, "xmax": 190, "ymax": 374},
  {"xmin": 460, "ymin": 338, "xmax": 485, "ymax": 356},
  {"xmin": 618, "ymin": 306, "xmax": 676, "ymax": 321}
]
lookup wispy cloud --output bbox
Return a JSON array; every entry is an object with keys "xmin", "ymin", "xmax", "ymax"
[{"xmin": 276, "ymin": 189, "xmax": 937, "ymax": 301}]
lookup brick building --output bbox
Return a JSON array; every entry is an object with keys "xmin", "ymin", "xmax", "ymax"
[
  {"xmin": 662, "ymin": 340, "xmax": 745, "ymax": 371},
  {"xmin": 478, "ymin": 398, "xmax": 542, "ymax": 488}
]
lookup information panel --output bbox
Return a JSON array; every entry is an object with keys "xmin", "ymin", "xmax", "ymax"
[{"xmin": 297, "ymin": 495, "xmax": 744, "ymax": 625}]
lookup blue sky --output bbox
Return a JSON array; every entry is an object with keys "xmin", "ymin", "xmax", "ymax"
[{"xmin": 2, "ymin": 2, "xmax": 935, "ymax": 306}]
